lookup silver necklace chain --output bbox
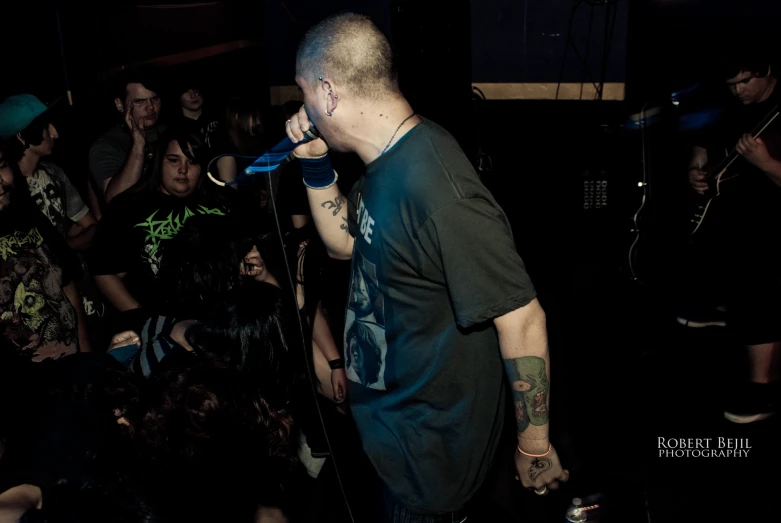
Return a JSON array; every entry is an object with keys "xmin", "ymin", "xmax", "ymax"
[{"xmin": 382, "ymin": 113, "xmax": 417, "ymax": 155}]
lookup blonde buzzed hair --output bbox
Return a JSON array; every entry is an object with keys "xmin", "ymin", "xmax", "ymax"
[{"xmin": 296, "ymin": 13, "xmax": 399, "ymax": 99}]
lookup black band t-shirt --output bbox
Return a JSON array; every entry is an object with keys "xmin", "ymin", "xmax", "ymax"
[
  {"xmin": 0, "ymin": 206, "xmax": 82, "ymax": 362},
  {"xmin": 344, "ymin": 118, "xmax": 536, "ymax": 513},
  {"xmin": 89, "ymin": 189, "xmax": 232, "ymax": 313}
]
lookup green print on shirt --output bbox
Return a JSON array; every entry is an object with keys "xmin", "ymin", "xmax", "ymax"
[
  {"xmin": 134, "ymin": 205, "xmax": 225, "ymax": 257},
  {"xmin": 0, "ymin": 228, "xmax": 44, "ymax": 261}
]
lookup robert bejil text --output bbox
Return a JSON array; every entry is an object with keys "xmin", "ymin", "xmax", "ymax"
[{"xmin": 657, "ymin": 437, "xmax": 751, "ymax": 458}]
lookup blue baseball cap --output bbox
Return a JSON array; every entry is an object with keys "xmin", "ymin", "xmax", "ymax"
[{"xmin": 0, "ymin": 94, "xmax": 53, "ymax": 140}]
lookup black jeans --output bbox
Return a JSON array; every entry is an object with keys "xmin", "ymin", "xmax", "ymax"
[{"xmin": 381, "ymin": 488, "xmax": 467, "ymax": 523}]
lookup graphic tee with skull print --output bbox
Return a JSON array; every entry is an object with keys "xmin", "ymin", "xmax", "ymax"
[
  {"xmin": 25, "ymin": 162, "xmax": 88, "ymax": 237},
  {"xmin": 0, "ymin": 207, "xmax": 81, "ymax": 361}
]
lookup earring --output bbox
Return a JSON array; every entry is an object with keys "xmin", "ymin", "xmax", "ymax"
[
  {"xmin": 319, "ymin": 76, "xmax": 323, "ymax": 81},
  {"xmin": 326, "ymin": 110, "xmax": 333, "ymax": 117},
  {"xmin": 334, "ymin": 95, "xmax": 339, "ymax": 99}
]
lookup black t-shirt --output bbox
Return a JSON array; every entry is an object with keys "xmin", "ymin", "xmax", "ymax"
[
  {"xmin": 171, "ymin": 110, "xmax": 221, "ymax": 150},
  {"xmin": 89, "ymin": 189, "xmax": 233, "ymax": 313},
  {"xmin": 88, "ymin": 125, "xmax": 166, "ymax": 190},
  {"xmin": 0, "ymin": 206, "xmax": 82, "ymax": 362},
  {"xmin": 344, "ymin": 118, "xmax": 537, "ymax": 513}
]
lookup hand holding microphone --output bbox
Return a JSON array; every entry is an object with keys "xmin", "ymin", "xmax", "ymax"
[
  {"xmin": 286, "ymin": 105, "xmax": 337, "ymax": 190},
  {"xmin": 286, "ymin": 105, "xmax": 329, "ymax": 158}
]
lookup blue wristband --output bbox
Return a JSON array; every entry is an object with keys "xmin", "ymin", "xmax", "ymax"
[{"xmin": 295, "ymin": 153, "xmax": 337, "ymax": 189}]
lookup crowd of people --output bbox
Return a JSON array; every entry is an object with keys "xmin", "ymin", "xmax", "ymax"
[
  {"xmin": 0, "ymin": 12, "xmax": 568, "ymax": 523},
  {"xmin": 0, "ymin": 38, "xmax": 350, "ymax": 523}
]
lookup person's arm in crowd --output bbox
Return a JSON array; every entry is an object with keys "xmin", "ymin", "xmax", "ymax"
[
  {"xmin": 102, "ymin": 104, "xmax": 147, "ymax": 203},
  {"xmin": 286, "ymin": 106, "xmax": 354, "ymax": 260},
  {"xmin": 62, "ymin": 281, "xmax": 92, "ymax": 353},
  {"xmin": 94, "ymin": 273, "xmax": 141, "ymax": 313},
  {"xmin": 495, "ymin": 298, "xmax": 568, "ymax": 491},
  {"xmin": 312, "ymin": 302, "xmax": 347, "ymax": 403},
  {"xmin": 216, "ymin": 156, "xmax": 238, "ymax": 188},
  {"xmin": 0, "ymin": 484, "xmax": 42, "ymax": 523},
  {"xmin": 66, "ymin": 212, "xmax": 98, "ymax": 251},
  {"xmin": 736, "ymin": 134, "xmax": 781, "ymax": 187},
  {"xmin": 86, "ymin": 180, "xmax": 103, "ymax": 221},
  {"xmin": 291, "ymin": 214, "xmax": 311, "ymax": 229}
]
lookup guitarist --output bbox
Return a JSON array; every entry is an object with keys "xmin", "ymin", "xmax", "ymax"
[{"xmin": 683, "ymin": 48, "xmax": 781, "ymax": 424}]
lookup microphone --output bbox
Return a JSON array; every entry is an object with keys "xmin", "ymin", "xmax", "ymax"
[{"xmin": 207, "ymin": 126, "xmax": 321, "ymax": 186}]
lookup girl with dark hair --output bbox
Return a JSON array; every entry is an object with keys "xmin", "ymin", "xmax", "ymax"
[
  {"xmin": 241, "ymin": 231, "xmax": 347, "ymax": 405},
  {"xmin": 89, "ymin": 129, "xmax": 235, "ymax": 330}
]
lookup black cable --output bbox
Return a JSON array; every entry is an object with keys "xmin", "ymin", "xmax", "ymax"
[
  {"xmin": 555, "ymin": 0, "xmax": 581, "ymax": 100},
  {"xmin": 266, "ymin": 168, "xmax": 356, "ymax": 523},
  {"xmin": 580, "ymin": 3, "xmax": 596, "ymax": 100},
  {"xmin": 596, "ymin": 0, "xmax": 619, "ymax": 100},
  {"xmin": 556, "ymin": 0, "xmax": 601, "ymax": 100}
]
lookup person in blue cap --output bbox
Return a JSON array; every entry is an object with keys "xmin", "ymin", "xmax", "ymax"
[{"xmin": 0, "ymin": 94, "xmax": 98, "ymax": 251}]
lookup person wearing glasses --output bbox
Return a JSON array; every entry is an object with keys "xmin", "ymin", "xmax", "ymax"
[
  {"xmin": 681, "ymin": 44, "xmax": 781, "ymax": 424},
  {"xmin": 89, "ymin": 71, "xmax": 167, "ymax": 205}
]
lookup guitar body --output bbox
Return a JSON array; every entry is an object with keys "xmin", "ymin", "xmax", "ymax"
[{"xmin": 687, "ymin": 147, "xmax": 730, "ymax": 236}]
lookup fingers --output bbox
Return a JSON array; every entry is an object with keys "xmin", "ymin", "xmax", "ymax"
[
  {"xmin": 297, "ymin": 104, "xmax": 311, "ymax": 134},
  {"xmin": 287, "ymin": 105, "xmax": 313, "ymax": 143},
  {"xmin": 245, "ymin": 252, "xmax": 262, "ymax": 265},
  {"xmin": 109, "ymin": 330, "xmax": 140, "ymax": 350},
  {"xmin": 334, "ymin": 383, "xmax": 345, "ymax": 403},
  {"xmin": 124, "ymin": 103, "xmax": 134, "ymax": 127}
]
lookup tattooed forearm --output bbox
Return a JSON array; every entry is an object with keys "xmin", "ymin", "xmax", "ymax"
[
  {"xmin": 502, "ymin": 356, "xmax": 550, "ymax": 431},
  {"xmin": 321, "ymin": 195, "xmax": 345, "ymax": 217}
]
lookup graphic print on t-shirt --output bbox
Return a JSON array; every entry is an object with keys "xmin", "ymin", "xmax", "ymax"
[
  {"xmin": 0, "ymin": 227, "xmax": 77, "ymax": 361},
  {"xmin": 345, "ymin": 248, "xmax": 387, "ymax": 390},
  {"xmin": 134, "ymin": 205, "xmax": 225, "ymax": 275}
]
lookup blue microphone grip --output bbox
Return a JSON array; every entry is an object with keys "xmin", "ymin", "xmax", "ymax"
[{"xmin": 246, "ymin": 127, "xmax": 321, "ymax": 174}]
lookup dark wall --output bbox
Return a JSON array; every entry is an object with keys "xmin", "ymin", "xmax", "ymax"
[
  {"xmin": 263, "ymin": 0, "xmax": 392, "ymax": 86},
  {"xmin": 261, "ymin": 0, "xmax": 629, "ymax": 86},
  {"xmin": 472, "ymin": 0, "xmax": 628, "ymax": 84},
  {"xmin": 626, "ymin": 0, "xmax": 781, "ymax": 106}
]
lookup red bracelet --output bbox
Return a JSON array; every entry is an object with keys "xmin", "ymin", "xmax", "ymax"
[{"xmin": 517, "ymin": 443, "xmax": 552, "ymax": 458}]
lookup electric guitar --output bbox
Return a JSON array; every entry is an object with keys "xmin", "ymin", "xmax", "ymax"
[{"xmin": 689, "ymin": 104, "xmax": 780, "ymax": 235}]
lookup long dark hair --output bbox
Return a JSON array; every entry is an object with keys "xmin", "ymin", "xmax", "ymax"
[
  {"xmin": 223, "ymin": 97, "xmax": 267, "ymax": 155},
  {"xmin": 156, "ymin": 214, "xmax": 245, "ymax": 319},
  {"xmin": 0, "ymin": 141, "xmax": 36, "ymax": 214},
  {"xmin": 186, "ymin": 280, "xmax": 305, "ymax": 411}
]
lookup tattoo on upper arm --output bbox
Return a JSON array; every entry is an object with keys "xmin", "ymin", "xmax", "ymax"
[
  {"xmin": 321, "ymin": 195, "xmax": 344, "ymax": 216},
  {"xmin": 340, "ymin": 217, "xmax": 348, "ymax": 231},
  {"xmin": 503, "ymin": 356, "xmax": 550, "ymax": 432}
]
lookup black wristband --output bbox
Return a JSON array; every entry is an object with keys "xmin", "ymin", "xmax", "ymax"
[{"xmin": 329, "ymin": 358, "xmax": 345, "ymax": 370}]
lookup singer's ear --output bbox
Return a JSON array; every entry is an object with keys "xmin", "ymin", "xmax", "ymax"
[{"xmin": 322, "ymin": 78, "xmax": 339, "ymax": 115}]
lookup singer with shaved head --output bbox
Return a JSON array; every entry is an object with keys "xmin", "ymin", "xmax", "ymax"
[{"xmin": 286, "ymin": 12, "xmax": 568, "ymax": 521}]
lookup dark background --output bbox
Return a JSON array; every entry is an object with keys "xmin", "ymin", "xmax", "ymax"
[{"xmin": 2, "ymin": 1, "xmax": 780, "ymax": 521}]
